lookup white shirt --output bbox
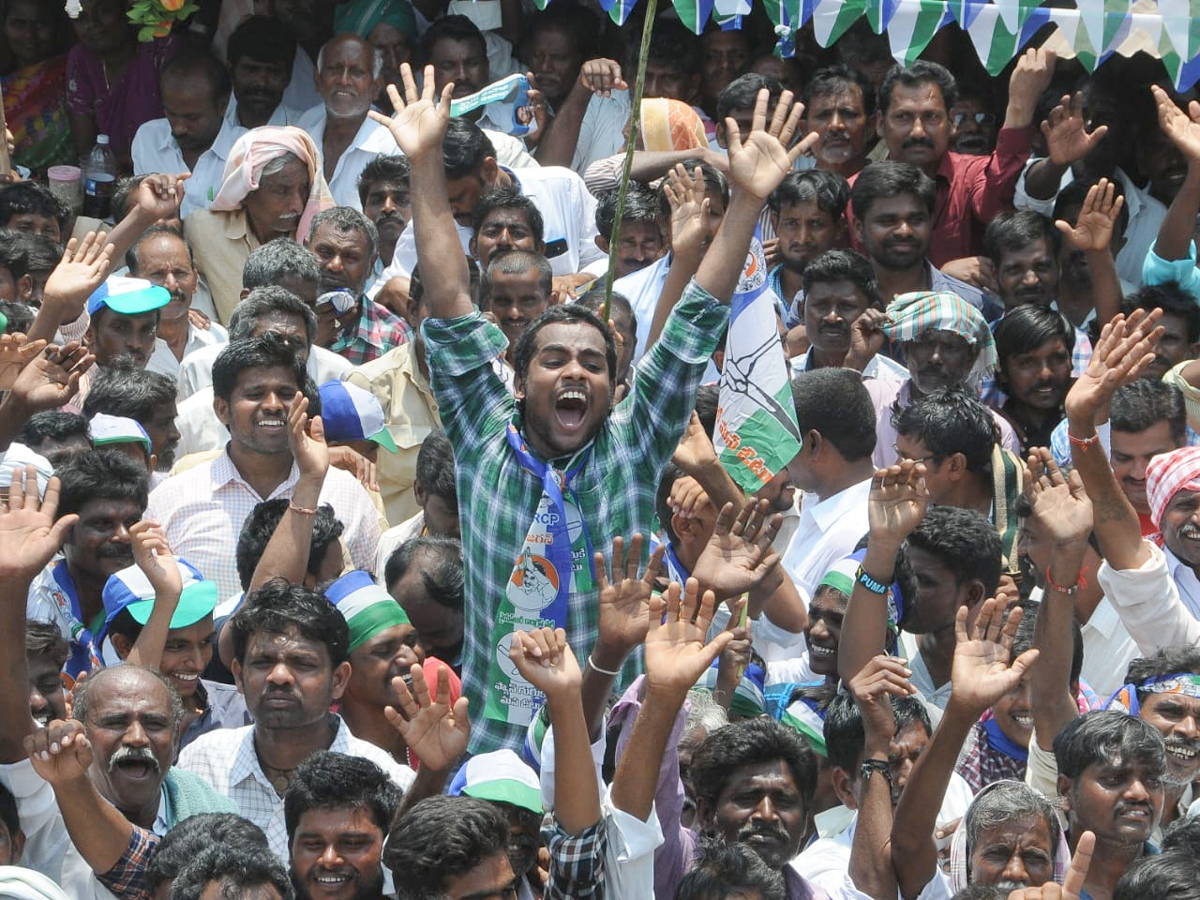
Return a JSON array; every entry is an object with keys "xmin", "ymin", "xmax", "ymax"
[
  {"xmin": 790, "ymin": 349, "xmax": 909, "ymax": 381},
  {"xmin": 613, "ymin": 253, "xmax": 672, "ymax": 361},
  {"xmin": 1164, "ymin": 545, "xmax": 1200, "ymax": 621},
  {"xmin": 131, "ymin": 116, "xmax": 242, "ymax": 220},
  {"xmin": 1040, "ymin": 582, "xmax": 1139, "ymax": 699},
  {"xmin": 225, "ymin": 95, "xmax": 305, "ymax": 131},
  {"xmin": 146, "ymin": 324, "xmax": 229, "ymax": 381},
  {"xmin": 177, "ymin": 343, "xmax": 352, "ymax": 400},
  {"xmin": 782, "ymin": 478, "xmax": 872, "ymax": 605},
  {"xmin": 570, "ymin": 91, "xmax": 631, "ymax": 177},
  {"xmin": 283, "ymin": 49, "xmax": 321, "ymax": 116},
  {"xmin": 375, "ymin": 509, "xmax": 426, "ymax": 581},
  {"xmin": 296, "ymin": 107, "xmax": 402, "ymax": 210},
  {"xmin": 175, "ymin": 386, "xmax": 228, "ymax": 457},
  {"xmin": 1014, "ymin": 163, "xmax": 1165, "ymax": 289},
  {"xmin": 146, "ymin": 450, "xmax": 382, "ymax": 601},
  {"xmin": 381, "ymin": 164, "xmax": 605, "ymax": 279},
  {"xmin": 178, "ymin": 716, "xmax": 415, "ymax": 862},
  {"xmin": 1096, "ymin": 541, "xmax": 1200, "ymax": 654}
]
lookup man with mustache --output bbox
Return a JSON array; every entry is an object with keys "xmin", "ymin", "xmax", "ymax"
[
  {"xmin": 800, "ymin": 66, "xmax": 873, "ymax": 180},
  {"xmin": 849, "ymin": 162, "xmax": 994, "ymax": 317},
  {"xmin": 226, "ymin": 15, "xmax": 304, "ymax": 131},
  {"xmin": 83, "ymin": 367, "xmax": 183, "ymax": 478},
  {"xmin": 993, "ymin": 304, "xmax": 1075, "ymax": 453},
  {"xmin": 25, "ymin": 450, "xmax": 148, "ymax": 682},
  {"xmin": 82, "ymin": 276, "xmax": 173, "ymax": 381},
  {"xmin": 357, "ymin": 156, "xmax": 411, "ymax": 285},
  {"xmin": 1107, "ymin": 381, "xmax": 1188, "ymax": 538},
  {"xmin": 863, "ymin": 49, "xmax": 1055, "ymax": 268}
]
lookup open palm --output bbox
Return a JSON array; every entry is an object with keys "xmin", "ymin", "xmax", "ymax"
[
  {"xmin": 385, "ymin": 663, "xmax": 470, "ymax": 771},
  {"xmin": 868, "ymin": 461, "xmax": 929, "ymax": 542},
  {"xmin": 1025, "ymin": 450, "xmax": 1093, "ymax": 545},
  {"xmin": 692, "ymin": 500, "xmax": 781, "ymax": 599},
  {"xmin": 1154, "ymin": 85, "xmax": 1200, "ymax": 164},
  {"xmin": 596, "ymin": 535, "xmax": 662, "ymax": 655},
  {"xmin": 1042, "ymin": 93, "xmax": 1107, "ymax": 166},
  {"xmin": 1055, "ymin": 179, "xmax": 1121, "ymax": 253},
  {"xmin": 0, "ymin": 334, "xmax": 46, "ymax": 391},
  {"xmin": 368, "ymin": 64, "xmax": 452, "ymax": 162},
  {"xmin": 949, "ymin": 599, "xmax": 1037, "ymax": 713},
  {"xmin": 726, "ymin": 89, "xmax": 809, "ymax": 199},
  {"xmin": 0, "ymin": 469, "xmax": 76, "ymax": 580},
  {"xmin": 644, "ymin": 580, "xmax": 733, "ymax": 698}
]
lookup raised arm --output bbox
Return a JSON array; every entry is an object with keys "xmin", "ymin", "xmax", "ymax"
[
  {"xmin": 369, "ymin": 64, "xmax": 474, "ymax": 320},
  {"xmin": 535, "ymin": 59, "xmax": 627, "ymax": 168},
  {"xmin": 26, "ymin": 232, "xmax": 113, "ymax": 344},
  {"xmin": 386, "ymin": 663, "xmax": 471, "ymax": 816},
  {"xmin": 1022, "ymin": 92, "xmax": 1108, "ymax": 202},
  {"xmin": 645, "ymin": 164, "xmax": 710, "ymax": 352},
  {"xmin": 1054, "ymin": 178, "xmax": 1124, "ymax": 326},
  {"xmin": 1149, "ymin": 85, "xmax": 1200, "ymax": 264},
  {"xmin": 248, "ymin": 395, "xmax": 328, "ymax": 593},
  {"xmin": 891, "ymin": 600, "xmax": 1038, "ymax": 899},
  {"xmin": 1024, "ymin": 450, "xmax": 1093, "ymax": 751},
  {"xmin": 838, "ymin": 460, "xmax": 929, "ymax": 683},
  {"xmin": 1064, "ymin": 311, "xmax": 1162, "ymax": 570},
  {"xmin": 0, "ymin": 343, "xmax": 94, "ymax": 451},
  {"xmin": 123, "ymin": 522, "xmax": 183, "ymax": 671},
  {"xmin": 0, "ymin": 468, "xmax": 77, "ymax": 761}
]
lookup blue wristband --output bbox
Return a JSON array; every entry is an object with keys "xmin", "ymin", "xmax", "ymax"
[{"xmin": 856, "ymin": 566, "xmax": 889, "ymax": 596}]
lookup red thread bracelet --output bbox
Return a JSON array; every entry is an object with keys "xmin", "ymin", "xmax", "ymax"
[
  {"xmin": 1045, "ymin": 566, "xmax": 1086, "ymax": 595},
  {"xmin": 1067, "ymin": 431, "xmax": 1100, "ymax": 449}
]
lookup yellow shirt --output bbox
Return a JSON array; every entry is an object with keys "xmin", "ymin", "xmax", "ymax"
[
  {"xmin": 183, "ymin": 208, "xmax": 260, "ymax": 324},
  {"xmin": 347, "ymin": 341, "xmax": 441, "ymax": 526}
]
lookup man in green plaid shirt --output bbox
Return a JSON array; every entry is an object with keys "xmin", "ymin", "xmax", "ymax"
[{"xmin": 370, "ymin": 64, "xmax": 812, "ymax": 756}]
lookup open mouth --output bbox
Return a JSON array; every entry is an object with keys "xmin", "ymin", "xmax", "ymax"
[
  {"xmin": 554, "ymin": 389, "xmax": 588, "ymax": 430},
  {"xmin": 115, "ymin": 759, "xmax": 157, "ymax": 780}
]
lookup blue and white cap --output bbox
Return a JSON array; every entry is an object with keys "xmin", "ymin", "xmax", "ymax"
[
  {"xmin": 324, "ymin": 569, "xmax": 410, "ymax": 652},
  {"xmin": 90, "ymin": 413, "xmax": 151, "ymax": 455},
  {"xmin": 99, "ymin": 557, "xmax": 219, "ymax": 641},
  {"xmin": 0, "ymin": 443, "xmax": 53, "ymax": 497},
  {"xmin": 447, "ymin": 749, "xmax": 543, "ymax": 814},
  {"xmin": 318, "ymin": 381, "xmax": 398, "ymax": 452},
  {"xmin": 86, "ymin": 276, "xmax": 170, "ymax": 317}
]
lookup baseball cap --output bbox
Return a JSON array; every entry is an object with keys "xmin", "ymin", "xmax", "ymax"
[
  {"xmin": 318, "ymin": 380, "xmax": 399, "ymax": 452},
  {"xmin": 99, "ymin": 558, "xmax": 219, "ymax": 641},
  {"xmin": 86, "ymin": 276, "xmax": 171, "ymax": 317},
  {"xmin": 447, "ymin": 749, "xmax": 543, "ymax": 814},
  {"xmin": 90, "ymin": 413, "xmax": 152, "ymax": 455},
  {"xmin": 324, "ymin": 569, "xmax": 411, "ymax": 652}
]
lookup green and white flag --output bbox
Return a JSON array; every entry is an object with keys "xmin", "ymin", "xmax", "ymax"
[{"xmin": 713, "ymin": 227, "xmax": 803, "ymax": 494}]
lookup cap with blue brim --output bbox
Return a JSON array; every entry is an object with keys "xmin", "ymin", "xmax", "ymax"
[
  {"xmin": 86, "ymin": 276, "xmax": 171, "ymax": 317},
  {"xmin": 324, "ymin": 569, "xmax": 410, "ymax": 652},
  {"xmin": 447, "ymin": 749, "xmax": 543, "ymax": 814},
  {"xmin": 318, "ymin": 380, "xmax": 399, "ymax": 453},
  {"xmin": 99, "ymin": 558, "xmax": 219, "ymax": 642},
  {"xmin": 90, "ymin": 413, "xmax": 152, "ymax": 455}
]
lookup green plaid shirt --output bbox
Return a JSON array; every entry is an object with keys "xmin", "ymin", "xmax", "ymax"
[{"xmin": 423, "ymin": 280, "xmax": 729, "ymax": 756}]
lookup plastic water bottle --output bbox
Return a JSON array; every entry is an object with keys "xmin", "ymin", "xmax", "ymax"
[{"xmin": 82, "ymin": 135, "xmax": 116, "ymax": 220}]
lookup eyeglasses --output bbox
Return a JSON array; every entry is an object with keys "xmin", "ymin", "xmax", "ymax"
[
  {"xmin": 952, "ymin": 112, "xmax": 996, "ymax": 128},
  {"xmin": 892, "ymin": 444, "xmax": 937, "ymax": 465}
]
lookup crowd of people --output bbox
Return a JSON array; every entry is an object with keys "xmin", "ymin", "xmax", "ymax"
[{"xmin": 1, "ymin": 0, "xmax": 1200, "ymax": 899}]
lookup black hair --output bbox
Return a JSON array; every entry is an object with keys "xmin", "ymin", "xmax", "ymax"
[
  {"xmin": 769, "ymin": 168, "xmax": 851, "ymax": 217},
  {"xmin": 1053, "ymin": 709, "xmax": 1167, "ymax": 781},
  {"xmin": 227, "ymin": 14, "xmax": 298, "ymax": 71},
  {"xmin": 878, "ymin": 60, "xmax": 957, "ymax": 115},
  {"xmin": 691, "ymin": 718, "xmax": 818, "ymax": 815},
  {"xmin": 385, "ymin": 796, "xmax": 509, "ymax": 899},
  {"xmin": 595, "ymin": 184, "xmax": 659, "ymax": 235},
  {"xmin": 802, "ymin": 249, "xmax": 880, "ymax": 306},
  {"xmin": 17, "ymin": 411, "xmax": 90, "ymax": 451},
  {"xmin": 850, "ymin": 160, "xmax": 937, "ymax": 219},
  {"xmin": 694, "ymin": 384, "xmax": 719, "ymax": 438},
  {"xmin": 284, "ymin": 751, "xmax": 401, "ymax": 840},
  {"xmin": 482, "ymin": 249, "xmax": 553, "ymax": 312},
  {"xmin": 169, "ymin": 843, "xmax": 293, "ymax": 900},
  {"xmin": 717, "ymin": 73, "xmax": 783, "ymax": 123},
  {"xmin": 473, "ymin": 187, "xmax": 545, "ymax": 246},
  {"xmin": 1114, "ymin": 853, "xmax": 1200, "ymax": 900},
  {"xmin": 1126, "ymin": 645, "xmax": 1200, "ymax": 701},
  {"xmin": 18, "ymin": 233, "xmax": 60, "ymax": 273},
  {"xmin": 54, "ymin": 449, "xmax": 148, "ymax": 519},
  {"xmin": 149, "ymin": 814, "xmax": 271, "ymax": 896},
  {"xmin": 212, "ymin": 332, "xmax": 307, "ymax": 405},
  {"xmin": 656, "ymin": 159, "xmax": 729, "ymax": 220},
  {"xmin": 1110, "ymin": 380, "xmax": 1187, "ymax": 445},
  {"xmin": 983, "ymin": 209, "xmax": 1063, "ymax": 268},
  {"xmin": 25, "ymin": 620, "xmax": 69, "ymax": 669},
  {"xmin": 824, "ymin": 688, "xmax": 931, "ymax": 773},
  {"xmin": 1122, "ymin": 282, "xmax": 1200, "ymax": 345},
  {"xmin": 804, "ymin": 64, "xmax": 876, "ymax": 117},
  {"xmin": 83, "ymin": 365, "xmax": 178, "ymax": 423},
  {"xmin": 415, "ymin": 432, "xmax": 457, "ymax": 505},
  {"xmin": 790, "ymin": 368, "xmax": 877, "ymax": 462},
  {"xmin": 126, "ymin": 224, "xmax": 193, "ymax": 276},
  {"xmin": 161, "ymin": 49, "xmax": 230, "ymax": 107},
  {"xmin": 383, "ymin": 536, "xmax": 465, "ymax": 610},
  {"xmin": 907, "ymin": 506, "xmax": 1002, "ymax": 596},
  {"xmin": 1162, "ymin": 815, "xmax": 1200, "ymax": 856},
  {"xmin": 442, "ymin": 117, "xmax": 497, "ymax": 180},
  {"xmin": 0, "ymin": 782, "xmax": 18, "ymax": 847},
  {"xmin": 950, "ymin": 886, "xmax": 1014, "ymax": 900},
  {"xmin": 993, "ymin": 304, "xmax": 1075, "ymax": 369},
  {"xmin": 511, "ymin": 304, "xmax": 617, "ymax": 386},
  {"xmin": 228, "ymin": 285, "xmax": 319, "ymax": 345},
  {"xmin": 1053, "ymin": 178, "xmax": 1129, "ymax": 238},
  {"xmin": 230, "ymin": 579, "xmax": 350, "ymax": 666},
  {"xmin": 893, "ymin": 387, "xmax": 998, "ymax": 475},
  {"xmin": 112, "ymin": 176, "xmax": 148, "ymax": 224},
  {"xmin": 677, "ymin": 839, "xmax": 787, "ymax": 900},
  {"xmin": 235, "ymin": 499, "xmax": 344, "ymax": 591},
  {"xmin": 655, "ymin": 461, "xmax": 689, "ymax": 545},
  {"xmin": 420, "ymin": 15, "xmax": 487, "ymax": 69},
  {"xmin": 519, "ymin": 3, "xmax": 590, "ymax": 63},
  {"xmin": 0, "ymin": 182, "xmax": 68, "ymax": 231},
  {"xmin": 636, "ymin": 18, "xmax": 702, "ymax": 80},
  {"xmin": 0, "ymin": 228, "xmax": 29, "ymax": 279},
  {"xmin": 1011, "ymin": 601, "xmax": 1083, "ymax": 687},
  {"xmin": 573, "ymin": 288, "xmax": 637, "ymax": 342},
  {"xmin": 357, "ymin": 155, "xmax": 411, "ymax": 207},
  {"xmin": 0, "ymin": 300, "xmax": 33, "ymax": 332}
]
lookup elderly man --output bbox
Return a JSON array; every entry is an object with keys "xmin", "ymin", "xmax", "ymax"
[
  {"xmin": 297, "ymin": 34, "xmax": 402, "ymax": 210},
  {"xmin": 185, "ymin": 126, "xmax": 335, "ymax": 323},
  {"xmin": 332, "ymin": 0, "xmax": 418, "ymax": 110},
  {"xmin": 864, "ymin": 290, "xmax": 1020, "ymax": 467}
]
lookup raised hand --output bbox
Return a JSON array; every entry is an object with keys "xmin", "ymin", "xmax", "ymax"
[
  {"xmin": 846, "ymin": 308, "xmax": 889, "ymax": 370},
  {"xmin": 1006, "ymin": 47, "xmax": 1057, "ymax": 121},
  {"xmin": 725, "ymin": 88, "xmax": 813, "ymax": 201},
  {"xmin": 0, "ymin": 467, "xmax": 76, "ymax": 581},
  {"xmin": 664, "ymin": 164, "xmax": 711, "ymax": 261},
  {"xmin": 24, "ymin": 718, "xmax": 92, "ymax": 784},
  {"xmin": 1064, "ymin": 310, "xmax": 1163, "ymax": 422},
  {"xmin": 577, "ymin": 58, "xmax": 627, "ymax": 98},
  {"xmin": 9, "ymin": 342, "xmax": 94, "ymax": 412},
  {"xmin": 691, "ymin": 499, "xmax": 782, "ymax": 600},
  {"xmin": 509, "ymin": 627, "xmax": 583, "ymax": 701},
  {"xmin": 129, "ymin": 520, "xmax": 182, "ymax": 602},
  {"xmin": 848, "ymin": 654, "xmax": 916, "ymax": 744},
  {"xmin": 385, "ymin": 662, "xmax": 470, "ymax": 772},
  {"xmin": 0, "ymin": 333, "xmax": 47, "ymax": 391},
  {"xmin": 1041, "ymin": 92, "xmax": 1108, "ymax": 167},
  {"xmin": 1055, "ymin": 178, "xmax": 1123, "ymax": 253},
  {"xmin": 947, "ymin": 597, "xmax": 1038, "ymax": 717},
  {"xmin": 595, "ymin": 535, "xmax": 663, "ymax": 660},
  {"xmin": 130, "ymin": 173, "xmax": 188, "ymax": 223},
  {"xmin": 1024, "ymin": 449, "xmax": 1093, "ymax": 548},
  {"xmin": 287, "ymin": 393, "xmax": 329, "ymax": 484},
  {"xmin": 516, "ymin": 72, "xmax": 548, "ymax": 141},
  {"xmin": 1152, "ymin": 84, "xmax": 1200, "ymax": 165},
  {"xmin": 672, "ymin": 411, "xmax": 719, "ymax": 476},
  {"xmin": 42, "ymin": 231, "xmax": 114, "ymax": 313},
  {"xmin": 644, "ymin": 579, "xmax": 734, "ymax": 699},
  {"xmin": 368, "ymin": 63, "xmax": 453, "ymax": 163},
  {"xmin": 713, "ymin": 603, "xmax": 753, "ymax": 707},
  {"xmin": 868, "ymin": 459, "xmax": 930, "ymax": 547}
]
